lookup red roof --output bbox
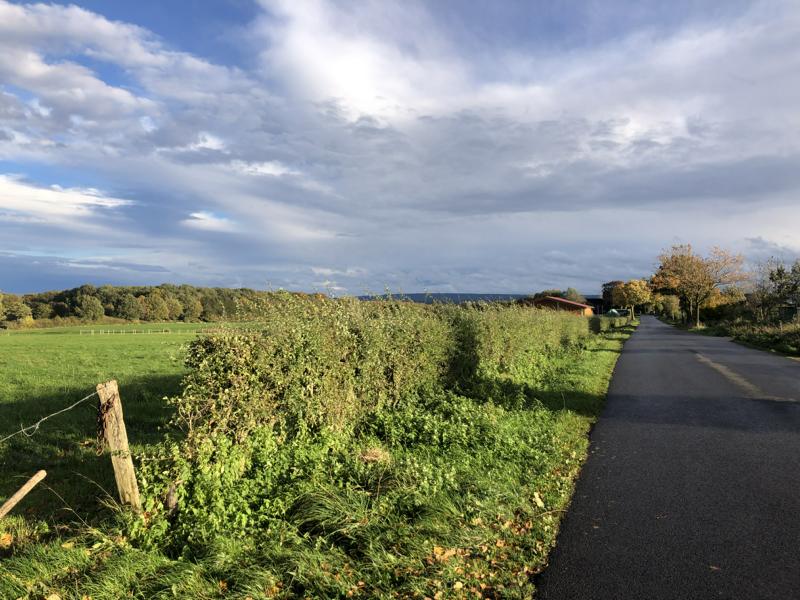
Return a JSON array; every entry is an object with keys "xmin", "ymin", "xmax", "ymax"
[{"xmin": 533, "ymin": 296, "xmax": 593, "ymax": 309}]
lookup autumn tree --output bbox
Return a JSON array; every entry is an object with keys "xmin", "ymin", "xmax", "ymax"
[
  {"xmin": 770, "ymin": 259, "xmax": 800, "ymax": 318},
  {"xmin": 662, "ymin": 295, "xmax": 681, "ymax": 320},
  {"xmin": 533, "ymin": 287, "xmax": 588, "ymax": 303},
  {"xmin": 653, "ymin": 245, "xmax": 747, "ymax": 327},
  {"xmin": 75, "ymin": 294, "xmax": 105, "ymax": 322},
  {"xmin": 117, "ymin": 293, "xmax": 142, "ymax": 320},
  {"xmin": 533, "ymin": 289, "xmax": 564, "ymax": 300},
  {"xmin": 4, "ymin": 297, "xmax": 32, "ymax": 321},
  {"xmin": 164, "ymin": 297, "xmax": 183, "ymax": 320},
  {"xmin": 612, "ymin": 279, "xmax": 652, "ymax": 319},
  {"xmin": 183, "ymin": 298, "xmax": 204, "ymax": 321},
  {"xmin": 602, "ymin": 280, "xmax": 624, "ymax": 311},
  {"xmin": 564, "ymin": 287, "xmax": 588, "ymax": 304},
  {"xmin": 139, "ymin": 292, "xmax": 170, "ymax": 322}
]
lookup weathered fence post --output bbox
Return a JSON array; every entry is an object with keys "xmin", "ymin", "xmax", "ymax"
[
  {"xmin": 96, "ymin": 380, "xmax": 142, "ymax": 511},
  {"xmin": 0, "ymin": 470, "xmax": 47, "ymax": 519}
]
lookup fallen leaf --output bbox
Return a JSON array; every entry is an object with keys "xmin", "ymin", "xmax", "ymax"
[{"xmin": 0, "ymin": 533, "xmax": 13, "ymax": 549}]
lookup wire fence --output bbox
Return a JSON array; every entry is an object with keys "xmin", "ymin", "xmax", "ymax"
[
  {"xmin": 0, "ymin": 380, "xmax": 143, "ymax": 514},
  {"xmin": 0, "ymin": 390, "xmax": 98, "ymax": 446},
  {"xmin": 79, "ymin": 329, "xmax": 177, "ymax": 335}
]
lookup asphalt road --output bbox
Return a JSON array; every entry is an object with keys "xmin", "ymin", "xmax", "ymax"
[{"xmin": 536, "ymin": 316, "xmax": 800, "ymax": 600}]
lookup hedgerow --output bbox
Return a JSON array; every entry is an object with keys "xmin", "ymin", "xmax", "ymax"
[
  {"xmin": 126, "ymin": 293, "xmax": 620, "ymax": 598},
  {"xmin": 588, "ymin": 315, "xmax": 632, "ymax": 333}
]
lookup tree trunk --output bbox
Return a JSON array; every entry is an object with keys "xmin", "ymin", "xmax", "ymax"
[{"xmin": 696, "ymin": 303, "xmax": 701, "ymax": 328}]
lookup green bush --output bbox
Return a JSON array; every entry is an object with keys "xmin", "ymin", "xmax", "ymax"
[
  {"xmin": 725, "ymin": 321, "xmax": 800, "ymax": 355},
  {"xmin": 589, "ymin": 315, "xmax": 631, "ymax": 333},
  {"xmin": 130, "ymin": 293, "xmax": 606, "ymax": 596}
]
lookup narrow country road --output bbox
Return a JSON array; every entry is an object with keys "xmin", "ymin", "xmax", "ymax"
[{"xmin": 536, "ymin": 316, "xmax": 800, "ymax": 599}]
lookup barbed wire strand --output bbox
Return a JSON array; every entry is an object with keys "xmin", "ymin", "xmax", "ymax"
[{"xmin": 0, "ymin": 390, "xmax": 98, "ymax": 445}]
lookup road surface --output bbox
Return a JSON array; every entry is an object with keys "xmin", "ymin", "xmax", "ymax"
[{"xmin": 536, "ymin": 316, "xmax": 800, "ymax": 599}]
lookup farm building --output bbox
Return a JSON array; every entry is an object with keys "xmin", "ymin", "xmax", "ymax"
[{"xmin": 531, "ymin": 296, "xmax": 594, "ymax": 316}]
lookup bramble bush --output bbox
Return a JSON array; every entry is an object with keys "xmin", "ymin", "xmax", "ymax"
[{"xmin": 129, "ymin": 293, "xmax": 617, "ymax": 597}]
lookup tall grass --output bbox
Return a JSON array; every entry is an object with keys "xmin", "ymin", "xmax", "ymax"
[{"xmin": 725, "ymin": 320, "xmax": 800, "ymax": 355}]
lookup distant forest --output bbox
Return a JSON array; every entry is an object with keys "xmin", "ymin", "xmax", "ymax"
[{"xmin": 0, "ymin": 284, "xmax": 301, "ymax": 325}]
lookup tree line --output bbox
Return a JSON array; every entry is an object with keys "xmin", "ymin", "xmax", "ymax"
[
  {"xmin": 3, "ymin": 248, "xmax": 798, "ymax": 328},
  {"xmin": 601, "ymin": 245, "xmax": 799, "ymax": 327},
  {"xmin": 0, "ymin": 284, "xmax": 286, "ymax": 326}
]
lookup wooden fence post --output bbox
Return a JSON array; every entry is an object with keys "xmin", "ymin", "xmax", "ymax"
[
  {"xmin": 0, "ymin": 470, "xmax": 47, "ymax": 519},
  {"xmin": 96, "ymin": 380, "xmax": 142, "ymax": 511}
]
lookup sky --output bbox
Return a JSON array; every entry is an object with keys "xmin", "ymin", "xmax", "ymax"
[{"xmin": 1, "ymin": 0, "xmax": 799, "ymax": 295}]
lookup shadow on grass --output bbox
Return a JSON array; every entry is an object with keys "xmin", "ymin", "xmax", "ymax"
[{"xmin": 0, "ymin": 373, "xmax": 183, "ymax": 526}]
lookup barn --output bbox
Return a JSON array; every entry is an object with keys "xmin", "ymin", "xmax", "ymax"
[{"xmin": 531, "ymin": 296, "xmax": 594, "ymax": 316}]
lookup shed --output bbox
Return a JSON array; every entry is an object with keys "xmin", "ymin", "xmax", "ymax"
[{"xmin": 531, "ymin": 296, "xmax": 594, "ymax": 316}]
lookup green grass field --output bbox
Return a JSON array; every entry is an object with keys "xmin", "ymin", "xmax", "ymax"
[
  {"xmin": 0, "ymin": 317, "xmax": 635, "ymax": 599},
  {"xmin": 0, "ymin": 324, "xmax": 203, "ymax": 520}
]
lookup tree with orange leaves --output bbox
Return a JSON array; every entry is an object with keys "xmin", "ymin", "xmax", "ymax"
[{"xmin": 653, "ymin": 244, "xmax": 747, "ymax": 327}]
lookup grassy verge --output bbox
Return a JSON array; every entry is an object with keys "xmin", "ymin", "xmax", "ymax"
[
  {"xmin": 0, "ymin": 302, "xmax": 634, "ymax": 599},
  {"xmin": 659, "ymin": 316, "xmax": 800, "ymax": 357}
]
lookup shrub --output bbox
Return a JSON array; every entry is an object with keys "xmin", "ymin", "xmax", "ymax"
[
  {"xmin": 725, "ymin": 321, "xmax": 800, "ymax": 355},
  {"xmin": 131, "ymin": 294, "xmax": 602, "ymax": 595},
  {"xmin": 589, "ymin": 315, "xmax": 631, "ymax": 333}
]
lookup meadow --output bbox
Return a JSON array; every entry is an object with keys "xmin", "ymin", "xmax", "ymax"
[
  {"xmin": 0, "ymin": 299, "xmax": 634, "ymax": 599},
  {"xmin": 0, "ymin": 323, "xmax": 204, "ymax": 520}
]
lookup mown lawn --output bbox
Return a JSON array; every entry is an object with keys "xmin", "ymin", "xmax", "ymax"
[{"xmin": 0, "ymin": 319, "xmax": 635, "ymax": 599}]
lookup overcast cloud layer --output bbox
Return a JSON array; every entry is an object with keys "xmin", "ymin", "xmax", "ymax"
[{"xmin": 1, "ymin": 0, "xmax": 799, "ymax": 294}]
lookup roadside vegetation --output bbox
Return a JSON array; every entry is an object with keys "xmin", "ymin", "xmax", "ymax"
[
  {"xmin": 597, "ymin": 246, "xmax": 799, "ymax": 356},
  {"xmin": 685, "ymin": 321, "xmax": 800, "ymax": 356},
  {"xmin": 644, "ymin": 247, "xmax": 800, "ymax": 356},
  {"xmin": 0, "ymin": 293, "xmax": 634, "ymax": 599}
]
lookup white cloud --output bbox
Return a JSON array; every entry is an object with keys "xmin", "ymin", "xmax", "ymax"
[
  {"xmin": 186, "ymin": 132, "xmax": 227, "ymax": 152},
  {"xmin": 256, "ymin": 0, "xmax": 468, "ymax": 120},
  {"xmin": 0, "ymin": 174, "xmax": 131, "ymax": 223},
  {"xmin": 230, "ymin": 160, "xmax": 298, "ymax": 177},
  {"xmin": 1, "ymin": 0, "xmax": 799, "ymax": 294},
  {"xmin": 181, "ymin": 211, "xmax": 237, "ymax": 233},
  {"xmin": 311, "ymin": 266, "xmax": 367, "ymax": 277}
]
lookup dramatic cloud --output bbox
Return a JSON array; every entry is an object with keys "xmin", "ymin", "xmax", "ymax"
[
  {"xmin": 0, "ymin": 0, "xmax": 798, "ymax": 293},
  {"xmin": 0, "ymin": 174, "xmax": 131, "ymax": 224}
]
